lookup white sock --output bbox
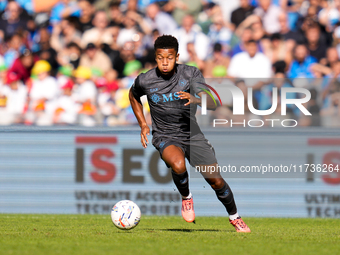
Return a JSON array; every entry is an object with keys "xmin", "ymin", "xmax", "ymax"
[
  {"xmin": 229, "ymin": 213, "xmax": 239, "ymax": 221},
  {"xmin": 182, "ymin": 192, "xmax": 192, "ymax": 200}
]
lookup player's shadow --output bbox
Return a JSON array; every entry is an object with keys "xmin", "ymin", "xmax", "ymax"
[
  {"xmin": 164, "ymin": 229, "xmax": 221, "ymax": 232},
  {"xmin": 145, "ymin": 228, "xmax": 232, "ymax": 232}
]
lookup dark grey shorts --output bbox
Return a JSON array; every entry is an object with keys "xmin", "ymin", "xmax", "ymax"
[{"xmin": 152, "ymin": 133, "xmax": 217, "ymax": 167}]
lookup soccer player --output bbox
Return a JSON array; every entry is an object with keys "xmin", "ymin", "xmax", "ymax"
[{"xmin": 129, "ymin": 35, "xmax": 250, "ymax": 232}]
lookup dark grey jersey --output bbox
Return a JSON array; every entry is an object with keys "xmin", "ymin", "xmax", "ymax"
[{"xmin": 131, "ymin": 64, "xmax": 205, "ymax": 140}]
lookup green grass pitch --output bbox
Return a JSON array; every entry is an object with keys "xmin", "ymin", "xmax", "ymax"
[{"xmin": 0, "ymin": 215, "xmax": 339, "ymax": 255}]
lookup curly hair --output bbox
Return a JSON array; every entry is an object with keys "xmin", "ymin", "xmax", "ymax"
[{"xmin": 154, "ymin": 35, "xmax": 179, "ymax": 53}]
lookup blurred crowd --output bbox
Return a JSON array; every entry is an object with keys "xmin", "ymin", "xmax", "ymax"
[{"xmin": 0, "ymin": 0, "xmax": 340, "ymax": 127}]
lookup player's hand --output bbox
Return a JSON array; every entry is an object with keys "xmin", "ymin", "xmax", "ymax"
[
  {"xmin": 141, "ymin": 124, "xmax": 150, "ymax": 148},
  {"xmin": 178, "ymin": 91, "xmax": 198, "ymax": 106}
]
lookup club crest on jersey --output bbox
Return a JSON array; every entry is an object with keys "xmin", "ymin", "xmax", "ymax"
[
  {"xmin": 151, "ymin": 93, "xmax": 161, "ymax": 104},
  {"xmin": 179, "ymin": 79, "xmax": 187, "ymax": 87}
]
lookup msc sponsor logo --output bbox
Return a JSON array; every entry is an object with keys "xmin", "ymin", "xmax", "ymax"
[
  {"xmin": 151, "ymin": 93, "xmax": 161, "ymax": 104},
  {"xmin": 150, "ymin": 92, "xmax": 184, "ymax": 104},
  {"xmin": 162, "ymin": 92, "xmax": 181, "ymax": 102}
]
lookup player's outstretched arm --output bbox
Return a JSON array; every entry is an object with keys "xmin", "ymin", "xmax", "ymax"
[
  {"xmin": 178, "ymin": 91, "xmax": 218, "ymax": 110},
  {"xmin": 129, "ymin": 88, "xmax": 150, "ymax": 148}
]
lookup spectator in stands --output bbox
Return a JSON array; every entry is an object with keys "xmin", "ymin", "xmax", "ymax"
[
  {"xmin": 173, "ymin": 15, "xmax": 210, "ymax": 63},
  {"xmin": 76, "ymin": 0, "xmax": 95, "ymax": 33},
  {"xmin": 73, "ymin": 66, "xmax": 97, "ymax": 126},
  {"xmin": 272, "ymin": 60, "xmax": 287, "ymax": 74},
  {"xmin": 27, "ymin": 60, "xmax": 59, "ymax": 125},
  {"xmin": 136, "ymin": 29, "xmax": 157, "ymax": 69},
  {"xmin": 98, "ymin": 80, "xmax": 121, "ymax": 126},
  {"xmin": 130, "ymin": 31, "xmax": 154, "ymax": 66},
  {"xmin": 305, "ymin": 23, "xmax": 327, "ymax": 63},
  {"xmin": 228, "ymin": 39, "xmax": 272, "ymax": 87},
  {"xmin": 107, "ymin": 25, "xmax": 120, "ymax": 51},
  {"xmin": 8, "ymin": 49, "xmax": 37, "ymax": 83},
  {"xmin": 230, "ymin": 0, "xmax": 255, "ymax": 30},
  {"xmin": 102, "ymin": 25, "xmax": 125, "ymax": 77},
  {"xmin": 117, "ymin": 41, "xmax": 138, "ymax": 78},
  {"xmin": 185, "ymin": 42, "xmax": 205, "ymax": 71},
  {"xmin": 254, "ymin": 0, "xmax": 282, "ymax": 34},
  {"xmin": 56, "ymin": 65, "xmax": 73, "ymax": 91},
  {"xmin": 0, "ymin": 0, "xmax": 28, "ymax": 39},
  {"xmin": 81, "ymin": 10, "xmax": 113, "ymax": 48},
  {"xmin": 121, "ymin": 58, "xmax": 142, "ymax": 88},
  {"xmin": 324, "ymin": 47, "xmax": 339, "ymax": 68},
  {"xmin": 229, "ymin": 27, "xmax": 253, "ymax": 57},
  {"xmin": 278, "ymin": 12, "xmax": 304, "ymax": 45},
  {"xmin": 117, "ymin": 10, "xmax": 151, "ymax": 47},
  {"xmin": 49, "ymin": 0, "xmax": 81, "ymax": 24},
  {"xmin": 214, "ymin": 0, "xmax": 240, "ymax": 24},
  {"xmin": 4, "ymin": 33, "xmax": 23, "ymax": 68},
  {"xmin": 299, "ymin": 14, "xmax": 321, "ymax": 38},
  {"xmin": 116, "ymin": 88, "xmax": 137, "ymax": 125},
  {"xmin": 122, "ymin": 0, "xmax": 142, "ymax": 14},
  {"xmin": 79, "ymin": 43, "xmax": 112, "ymax": 74},
  {"xmin": 93, "ymin": 0, "xmax": 116, "ymax": 11},
  {"xmin": 287, "ymin": 43, "xmax": 317, "ymax": 78},
  {"xmin": 108, "ymin": 1, "xmax": 124, "ymax": 28},
  {"xmin": 51, "ymin": 17, "xmax": 82, "ymax": 52},
  {"xmin": 57, "ymin": 42, "xmax": 82, "ymax": 70},
  {"xmin": 250, "ymin": 15, "xmax": 267, "ymax": 43},
  {"xmin": 36, "ymin": 28, "xmax": 59, "ymax": 76},
  {"xmin": 204, "ymin": 42, "xmax": 230, "ymax": 78},
  {"xmin": 0, "ymin": 64, "xmax": 7, "ymax": 89},
  {"xmin": 49, "ymin": 79, "xmax": 79, "ymax": 125},
  {"xmin": 163, "ymin": 0, "xmax": 202, "ymax": 25},
  {"xmin": 208, "ymin": 15, "xmax": 232, "ymax": 53},
  {"xmin": 0, "ymin": 0, "xmax": 34, "ymax": 15},
  {"xmin": 145, "ymin": 3, "xmax": 177, "ymax": 35},
  {"xmin": 332, "ymin": 25, "xmax": 340, "ymax": 57},
  {"xmin": 234, "ymin": 15, "xmax": 267, "ymax": 50},
  {"xmin": 0, "ymin": 72, "xmax": 27, "ymax": 125},
  {"xmin": 73, "ymin": 66, "xmax": 96, "ymax": 104},
  {"xmin": 262, "ymin": 33, "xmax": 293, "ymax": 65},
  {"xmin": 29, "ymin": 60, "xmax": 59, "ymax": 108},
  {"xmin": 318, "ymin": 0, "xmax": 340, "ymax": 32},
  {"xmin": 195, "ymin": 2, "xmax": 223, "ymax": 35}
]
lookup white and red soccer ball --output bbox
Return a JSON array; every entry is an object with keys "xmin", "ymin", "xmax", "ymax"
[{"xmin": 111, "ymin": 200, "xmax": 141, "ymax": 230}]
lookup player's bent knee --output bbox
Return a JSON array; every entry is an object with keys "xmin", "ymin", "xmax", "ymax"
[
  {"xmin": 171, "ymin": 160, "xmax": 186, "ymax": 174},
  {"xmin": 209, "ymin": 178, "xmax": 225, "ymax": 190}
]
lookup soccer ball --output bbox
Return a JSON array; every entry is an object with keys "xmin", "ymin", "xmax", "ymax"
[{"xmin": 111, "ymin": 200, "xmax": 141, "ymax": 230}]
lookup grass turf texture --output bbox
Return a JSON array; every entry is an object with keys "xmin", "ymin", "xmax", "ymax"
[{"xmin": 0, "ymin": 215, "xmax": 339, "ymax": 255}]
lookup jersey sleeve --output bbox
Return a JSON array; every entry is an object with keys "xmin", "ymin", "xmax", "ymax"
[
  {"xmin": 190, "ymin": 67, "xmax": 206, "ymax": 95},
  {"xmin": 130, "ymin": 75, "xmax": 145, "ymax": 99}
]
